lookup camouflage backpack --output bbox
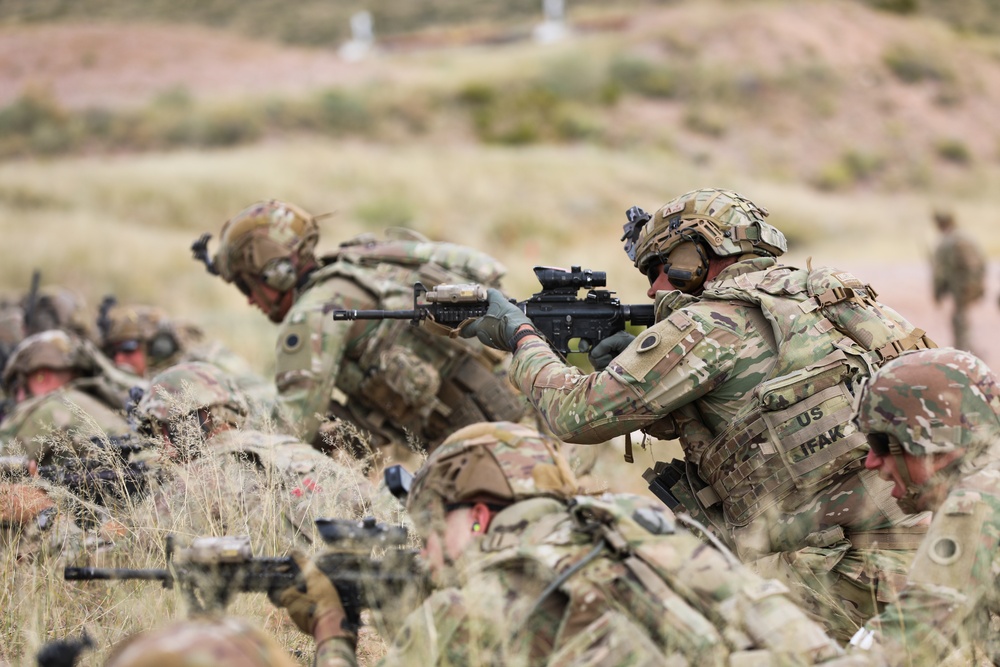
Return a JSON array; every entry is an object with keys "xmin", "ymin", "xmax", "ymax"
[
  {"xmin": 310, "ymin": 231, "xmax": 525, "ymax": 448},
  {"xmin": 687, "ymin": 263, "xmax": 935, "ymax": 526}
]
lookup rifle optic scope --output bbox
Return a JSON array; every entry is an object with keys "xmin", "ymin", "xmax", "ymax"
[{"xmin": 532, "ymin": 266, "xmax": 606, "ymax": 290}]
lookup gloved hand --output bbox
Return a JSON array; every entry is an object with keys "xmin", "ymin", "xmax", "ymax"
[
  {"xmin": 273, "ymin": 550, "xmax": 353, "ymax": 645},
  {"xmin": 460, "ymin": 288, "xmax": 535, "ymax": 352},
  {"xmin": 588, "ymin": 331, "xmax": 636, "ymax": 371}
]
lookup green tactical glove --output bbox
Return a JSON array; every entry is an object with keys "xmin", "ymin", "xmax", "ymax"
[
  {"xmin": 273, "ymin": 550, "xmax": 354, "ymax": 645},
  {"xmin": 460, "ymin": 288, "xmax": 535, "ymax": 352},
  {"xmin": 589, "ymin": 331, "xmax": 636, "ymax": 371}
]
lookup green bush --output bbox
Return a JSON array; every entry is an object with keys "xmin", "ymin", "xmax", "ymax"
[
  {"xmin": 813, "ymin": 150, "xmax": 886, "ymax": 190},
  {"xmin": 608, "ymin": 55, "xmax": 678, "ymax": 99},
  {"xmin": 883, "ymin": 42, "xmax": 956, "ymax": 84},
  {"xmin": 935, "ymin": 138, "xmax": 972, "ymax": 165}
]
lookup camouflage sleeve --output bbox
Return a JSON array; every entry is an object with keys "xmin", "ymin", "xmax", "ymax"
[
  {"xmin": 313, "ymin": 637, "xmax": 358, "ymax": 667},
  {"xmin": 508, "ymin": 310, "xmax": 744, "ymax": 444},
  {"xmin": 274, "ymin": 300, "xmax": 351, "ymax": 444},
  {"xmin": 859, "ymin": 484, "xmax": 1000, "ymax": 666}
]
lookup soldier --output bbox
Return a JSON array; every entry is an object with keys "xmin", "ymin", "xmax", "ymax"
[
  {"xmin": 97, "ymin": 298, "xmax": 275, "ymax": 410},
  {"xmin": 274, "ymin": 421, "xmax": 850, "ymax": 667},
  {"xmin": 194, "ymin": 200, "xmax": 526, "ymax": 468},
  {"xmin": 453, "ymin": 188, "xmax": 934, "ymax": 639},
  {"xmin": 0, "ymin": 330, "xmax": 132, "ymax": 466},
  {"xmin": 129, "ymin": 361, "xmax": 380, "ymax": 544},
  {"xmin": 850, "ymin": 348, "xmax": 1000, "ymax": 665},
  {"xmin": 930, "ymin": 209, "xmax": 986, "ymax": 352},
  {"xmin": 22, "ymin": 284, "xmax": 97, "ymax": 343},
  {"xmin": 103, "ymin": 617, "xmax": 297, "ymax": 667}
]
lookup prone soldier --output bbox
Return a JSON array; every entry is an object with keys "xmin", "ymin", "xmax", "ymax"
[
  {"xmin": 274, "ymin": 421, "xmax": 851, "ymax": 667},
  {"xmin": 97, "ymin": 298, "xmax": 275, "ymax": 410}
]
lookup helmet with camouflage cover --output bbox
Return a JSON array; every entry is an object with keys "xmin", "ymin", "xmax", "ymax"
[
  {"xmin": 407, "ymin": 421, "xmax": 579, "ymax": 534},
  {"xmin": 2, "ymin": 330, "xmax": 89, "ymax": 392},
  {"xmin": 99, "ymin": 301, "xmax": 166, "ymax": 352},
  {"xmin": 134, "ymin": 361, "xmax": 248, "ymax": 436},
  {"xmin": 105, "ymin": 617, "xmax": 297, "ymax": 667},
  {"xmin": 22, "ymin": 286, "xmax": 95, "ymax": 341},
  {"xmin": 622, "ymin": 188, "xmax": 787, "ymax": 292},
  {"xmin": 853, "ymin": 348, "xmax": 1000, "ymax": 458},
  {"xmin": 212, "ymin": 200, "xmax": 319, "ymax": 290}
]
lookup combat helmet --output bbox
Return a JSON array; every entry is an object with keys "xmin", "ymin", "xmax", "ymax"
[
  {"xmin": 407, "ymin": 421, "xmax": 579, "ymax": 534},
  {"xmin": 211, "ymin": 200, "xmax": 319, "ymax": 291},
  {"xmin": 104, "ymin": 617, "xmax": 297, "ymax": 667},
  {"xmin": 22, "ymin": 286, "xmax": 96, "ymax": 341},
  {"xmin": 622, "ymin": 188, "xmax": 787, "ymax": 292},
  {"xmin": 2, "ymin": 330, "xmax": 89, "ymax": 393},
  {"xmin": 98, "ymin": 299, "xmax": 182, "ymax": 370},
  {"xmin": 853, "ymin": 348, "xmax": 1000, "ymax": 458},
  {"xmin": 133, "ymin": 361, "xmax": 248, "ymax": 442}
]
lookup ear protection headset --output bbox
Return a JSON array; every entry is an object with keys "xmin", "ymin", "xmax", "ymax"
[{"xmin": 649, "ymin": 235, "xmax": 710, "ymax": 293}]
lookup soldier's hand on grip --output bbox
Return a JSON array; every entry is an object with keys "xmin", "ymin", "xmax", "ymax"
[
  {"xmin": 459, "ymin": 288, "xmax": 534, "ymax": 352},
  {"xmin": 275, "ymin": 550, "xmax": 354, "ymax": 645},
  {"xmin": 588, "ymin": 331, "xmax": 635, "ymax": 371}
]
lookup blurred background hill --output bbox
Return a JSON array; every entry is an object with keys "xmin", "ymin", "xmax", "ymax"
[{"xmin": 1, "ymin": 0, "xmax": 998, "ymax": 368}]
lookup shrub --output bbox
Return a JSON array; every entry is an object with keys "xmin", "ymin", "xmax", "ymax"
[
  {"xmin": 608, "ymin": 55, "xmax": 678, "ymax": 99},
  {"xmin": 883, "ymin": 42, "xmax": 956, "ymax": 84},
  {"xmin": 935, "ymin": 138, "xmax": 972, "ymax": 165}
]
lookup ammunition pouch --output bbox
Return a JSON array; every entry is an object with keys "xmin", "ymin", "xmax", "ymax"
[{"xmin": 701, "ymin": 352, "xmax": 869, "ymax": 527}]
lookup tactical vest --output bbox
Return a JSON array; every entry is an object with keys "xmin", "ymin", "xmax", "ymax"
[
  {"xmin": 685, "ymin": 264, "xmax": 935, "ymax": 526},
  {"xmin": 474, "ymin": 495, "xmax": 838, "ymax": 665},
  {"xmin": 315, "ymin": 236, "xmax": 526, "ymax": 450}
]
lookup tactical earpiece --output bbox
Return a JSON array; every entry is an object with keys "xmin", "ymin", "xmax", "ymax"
[
  {"xmin": 260, "ymin": 257, "xmax": 297, "ymax": 292},
  {"xmin": 663, "ymin": 239, "xmax": 710, "ymax": 293}
]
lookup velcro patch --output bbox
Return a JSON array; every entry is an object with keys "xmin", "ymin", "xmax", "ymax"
[
  {"xmin": 615, "ymin": 311, "xmax": 698, "ymax": 382},
  {"xmin": 833, "ymin": 272, "xmax": 864, "ymax": 289}
]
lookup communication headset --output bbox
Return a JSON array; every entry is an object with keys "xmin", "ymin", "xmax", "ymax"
[{"xmin": 662, "ymin": 239, "xmax": 710, "ymax": 292}]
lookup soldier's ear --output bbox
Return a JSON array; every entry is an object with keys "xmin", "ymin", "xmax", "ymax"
[{"xmin": 469, "ymin": 503, "xmax": 493, "ymax": 534}]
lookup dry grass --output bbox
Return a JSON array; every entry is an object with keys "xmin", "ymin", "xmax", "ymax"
[{"xmin": 1, "ymin": 392, "xmax": 404, "ymax": 665}]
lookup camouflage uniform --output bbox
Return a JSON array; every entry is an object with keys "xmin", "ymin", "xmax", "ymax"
[
  {"xmin": 850, "ymin": 349, "xmax": 1000, "ymax": 666},
  {"xmin": 131, "ymin": 362, "xmax": 381, "ymax": 545},
  {"xmin": 500, "ymin": 189, "xmax": 933, "ymax": 639},
  {"xmin": 21, "ymin": 285, "xmax": 97, "ymax": 342},
  {"xmin": 309, "ymin": 422, "xmax": 847, "ymax": 667},
  {"xmin": 99, "ymin": 300, "xmax": 275, "ymax": 409},
  {"xmin": 0, "ymin": 330, "xmax": 132, "ymax": 465},
  {"xmin": 931, "ymin": 213, "xmax": 986, "ymax": 352},
  {"xmin": 200, "ymin": 201, "xmax": 526, "ymax": 460},
  {"xmin": 104, "ymin": 616, "xmax": 298, "ymax": 667}
]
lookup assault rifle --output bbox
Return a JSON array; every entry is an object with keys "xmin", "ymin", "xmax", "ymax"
[
  {"xmin": 64, "ymin": 518, "xmax": 426, "ymax": 628},
  {"xmin": 0, "ymin": 436, "xmax": 153, "ymax": 505},
  {"xmin": 331, "ymin": 265, "xmax": 654, "ymax": 356}
]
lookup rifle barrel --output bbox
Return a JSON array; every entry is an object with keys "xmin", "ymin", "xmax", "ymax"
[
  {"xmin": 64, "ymin": 567, "xmax": 171, "ymax": 582},
  {"xmin": 332, "ymin": 309, "xmax": 421, "ymax": 321}
]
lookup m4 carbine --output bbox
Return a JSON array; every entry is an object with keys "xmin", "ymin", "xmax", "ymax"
[
  {"xmin": 64, "ymin": 517, "xmax": 426, "ymax": 629},
  {"xmin": 331, "ymin": 265, "xmax": 654, "ymax": 356}
]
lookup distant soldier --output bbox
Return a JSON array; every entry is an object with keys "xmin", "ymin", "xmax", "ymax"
[
  {"xmin": 130, "ymin": 362, "xmax": 379, "ymax": 542},
  {"xmin": 97, "ymin": 298, "xmax": 275, "ymax": 410},
  {"xmin": 195, "ymin": 200, "xmax": 525, "ymax": 469},
  {"xmin": 21, "ymin": 284, "xmax": 97, "ymax": 343},
  {"xmin": 931, "ymin": 209, "xmax": 986, "ymax": 351},
  {"xmin": 850, "ymin": 348, "xmax": 1000, "ymax": 665},
  {"xmin": 275, "ymin": 422, "xmax": 848, "ymax": 666},
  {"xmin": 0, "ymin": 330, "xmax": 131, "ymax": 466}
]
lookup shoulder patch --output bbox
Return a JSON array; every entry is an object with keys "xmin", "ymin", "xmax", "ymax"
[
  {"xmin": 615, "ymin": 311, "xmax": 698, "ymax": 381},
  {"xmin": 908, "ymin": 494, "xmax": 989, "ymax": 589}
]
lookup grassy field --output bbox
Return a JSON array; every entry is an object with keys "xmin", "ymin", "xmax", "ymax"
[{"xmin": 4, "ymin": 0, "xmax": 1000, "ymax": 663}]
